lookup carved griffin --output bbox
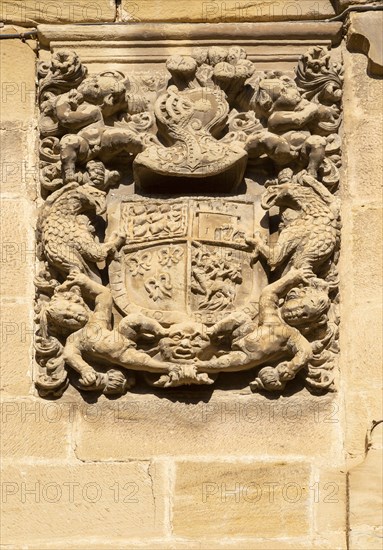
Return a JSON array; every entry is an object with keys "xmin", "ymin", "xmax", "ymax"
[
  {"xmin": 248, "ymin": 172, "xmax": 340, "ymax": 277},
  {"xmin": 37, "ymin": 182, "xmax": 123, "ymax": 276}
]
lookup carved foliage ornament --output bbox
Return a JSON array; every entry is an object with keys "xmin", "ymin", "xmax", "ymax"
[{"xmin": 34, "ymin": 45, "xmax": 342, "ymax": 397}]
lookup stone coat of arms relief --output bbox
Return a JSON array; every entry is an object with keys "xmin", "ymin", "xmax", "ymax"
[{"xmin": 34, "ymin": 44, "xmax": 342, "ymax": 397}]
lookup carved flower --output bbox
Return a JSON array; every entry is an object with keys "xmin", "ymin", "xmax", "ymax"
[
  {"xmin": 302, "ymin": 46, "xmax": 331, "ymax": 75},
  {"xmin": 50, "ymin": 50, "xmax": 87, "ymax": 83}
]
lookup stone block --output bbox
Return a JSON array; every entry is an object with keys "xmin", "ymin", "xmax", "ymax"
[
  {"xmin": 0, "ymin": 198, "xmax": 35, "ymax": 298},
  {"xmin": 343, "ymin": 51, "xmax": 383, "ymax": 203},
  {"xmin": 120, "ymin": 0, "xmax": 335, "ymax": 22},
  {"xmin": 0, "ymin": 1, "xmax": 116, "ymax": 24},
  {"xmin": 1, "ymin": 461, "xmax": 166, "ymax": 545},
  {"xmin": 346, "ymin": 304, "xmax": 383, "ymax": 388},
  {"xmin": 25, "ymin": 540, "xmax": 201, "ymax": 550},
  {"xmin": 349, "ymin": 423, "xmax": 383, "ymax": 549},
  {"xmin": 0, "ymin": 398, "xmax": 71, "ymax": 458},
  {"xmin": 0, "ymin": 302, "xmax": 33, "ymax": 396},
  {"xmin": 0, "ymin": 37, "xmax": 36, "ymax": 124},
  {"xmin": 345, "ymin": 390, "xmax": 383, "ymax": 465},
  {"xmin": 182, "ymin": 535, "xmax": 347, "ymax": 549},
  {"xmin": 350, "ymin": 205, "xmax": 383, "ymax": 305},
  {"xmin": 343, "ymin": 118, "xmax": 383, "ymax": 203},
  {"xmin": 350, "ymin": 448, "xmax": 383, "ymax": 527},
  {"xmin": 314, "ymin": 469, "xmax": 347, "ymax": 534},
  {"xmin": 172, "ymin": 461, "xmax": 311, "ymax": 538},
  {"xmin": 17, "ymin": 534, "xmax": 349, "ymax": 549},
  {"xmin": 349, "ymin": 530, "xmax": 383, "ymax": 550},
  {"xmin": 74, "ymin": 393, "xmax": 343, "ymax": 463},
  {"xmin": 0, "ymin": 125, "xmax": 37, "ymax": 197},
  {"xmin": 347, "ymin": 11, "xmax": 383, "ymax": 76}
]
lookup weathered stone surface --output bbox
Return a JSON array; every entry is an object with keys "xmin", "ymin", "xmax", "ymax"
[
  {"xmin": 74, "ymin": 394, "xmax": 343, "ymax": 462},
  {"xmin": 20, "ymin": 536, "xmax": 348, "ymax": 550},
  {"xmin": 349, "ymin": 422, "xmax": 383, "ymax": 549},
  {"xmin": 179, "ymin": 534, "xmax": 347, "ymax": 549},
  {"xmin": 341, "ymin": 45, "xmax": 383, "ymax": 484},
  {"xmin": 349, "ymin": 531, "xmax": 383, "ymax": 550},
  {"xmin": 37, "ymin": 22, "xmax": 343, "ymax": 54},
  {"xmin": 345, "ymin": 390, "xmax": 383, "ymax": 464},
  {"xmin": 1, "ymin": 461, "xmax": 166, "ymax": 545},
  {"xmin": 314, "ymin": 469, "xmax": 347, "ymax": 534},
  {"xmin": 24, "ymin": 541, "xmax": 202, "ymax": 550},
  {"xmin": 350, "ymin": 205, "xmax": 383, "ymax": 305},
  {"xmin": 342, "ymin": 51, "xmax": 383, "ymax": 203},
  {"xmin": 172, "ymin": 461, "xmax": 311, "ymax": 538},
  {"xmin": 120, "ymin": 0, "xmax": 335, "ymax": 22},
  {"xmin": 0, "ymin": 302, "xmax": 33, "ymax": 396},
  {"xmin": 0, "ymin": 398, "xmax": 71, "ymax": 458},
  {"xmin": 0, "ymin": 198, "xmax": 35, "ymax": 298},
  {"xmin": 0, "ymin": 125, "xmax": 37, "ymax": 197},
  {"xmin": 334, "ymin": 0, "xmax": 381, "ymax": 11},
  {"xmin": 0, "ymin": 36, "xmax": 36, "ymax": 124},
  {"xmin": 0, "ymin": 0, "xmax": 116, "ymax": 24},
  {"xmin": 346, "ymin": 304, "xmax": 383, "ymax": 387},
  {"xmin": 347, "ymin": 11, "xmax": 383, "ymax": 76}
]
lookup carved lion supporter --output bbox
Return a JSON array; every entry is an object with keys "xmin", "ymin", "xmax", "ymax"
[
  {"xmin": 202, "ymin": 268, "xmax": 333, "ymax": 391},
  {"xmin": 40, "ymin": 273, "xmax": 167, "ymax": 390}
]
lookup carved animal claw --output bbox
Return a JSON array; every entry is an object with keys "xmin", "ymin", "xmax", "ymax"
[
  {"xmin": 288, "ymin": 266, "xmax": 314, "ymax": 285},
  {"xmin": 58, "ymin": 271, "xmax": 89, "ymax": 291}
]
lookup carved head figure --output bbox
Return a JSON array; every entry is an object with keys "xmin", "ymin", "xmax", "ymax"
[
  {"xmin": 159, "ymin": 322, "xmax": 212, "ymax": 362},
  {"xmin": 261, "ymin": 181, "xmax": 310, "ymax": 211},
  {"xmin": 256, "ymin": 78, "xmax": 302, "ymax": 116},
  {"xmin": 48, "ymin": 183, "xmax": 107, "ymax": 217},
  {"xmin": 281, "ymin": 285, "xmax": 330, "ymax": 327},
  {"xmin": 77, "ymin": 72, "xmax": 127, "ymax": 116},
  {"xmin": 43, "ymin": 287, "xmax": 90, "ymax": 336}
]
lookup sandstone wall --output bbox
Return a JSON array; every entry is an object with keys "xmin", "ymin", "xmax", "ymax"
[{"xmin": 0, "ymin": 2, "xmax": 382, "ymax": 548}]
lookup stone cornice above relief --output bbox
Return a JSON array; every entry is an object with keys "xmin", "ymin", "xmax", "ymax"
[{"xmin": 37, "ymin": 22, "xmax": 343, "ymax": 71}]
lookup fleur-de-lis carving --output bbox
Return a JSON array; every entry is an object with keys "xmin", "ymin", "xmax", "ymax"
[
  {"xmin": 126, "ymin": 251, "xmax": 152, "ymax": 277},
  {"xmin": 144, "ymin": 273, "xmax": 172, "ymax": 302},
  {"xmin": 158, "ymin": 246, "xmax": 184, "ymax": 267}
]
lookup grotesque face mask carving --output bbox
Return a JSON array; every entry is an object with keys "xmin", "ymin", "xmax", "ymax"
[{"xmin": 159, "ymin": 322, "xmax": 212, "ymax": 362}]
